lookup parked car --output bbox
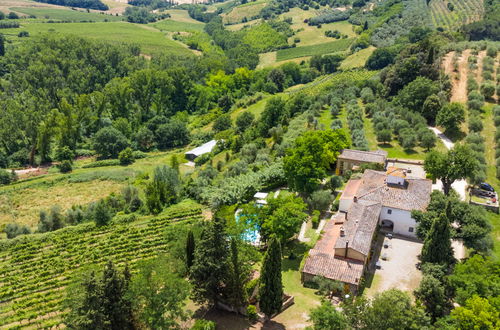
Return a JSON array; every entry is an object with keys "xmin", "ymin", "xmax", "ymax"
[{"xmin": 480, "ymin": 182, "xmax": 495, "ymax": 192}]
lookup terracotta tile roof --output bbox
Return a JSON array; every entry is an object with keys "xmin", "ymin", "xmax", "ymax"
[
  {"xmin": 302, "ymin": 218, "xmax": 366, "ymax": 285},
  {"xmin": 340, "ymin": 179, "xmax": 362, "ymax": 200},
  {"xmin": 338, "ymin": 149, "xmax": 388, "ymax": 163},
  {"xmin": 302, "ymin": 250, "xmax": 364, "ymax": 285},
  {"xmin": 386, "ymin": 166, "xmax": 407, "ymax": 178},
  {"xmin": 335, "ymin": 200, "xmax": 381, "ymax": 256},
  {"xmin": 356, "ymin": 170, "xmax": 432, "ymax": 212}
]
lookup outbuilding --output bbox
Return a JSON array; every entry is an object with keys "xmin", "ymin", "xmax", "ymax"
[{"xmin": 185, "ymin": 140, "xmax": 218, "ymax": 161}]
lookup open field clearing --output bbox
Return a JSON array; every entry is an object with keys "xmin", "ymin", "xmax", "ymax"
[
  {"xmin": 12, "ymin": 7, "xmax": 123, "ymax": 21},
  {"xmin": 0, "ymin": 179, "xmax": 125, "ymax": 229},
  {"xmin": 276, "ymin": 38, "xmax": 354, "ymax": 61},
  {"xmin": 340, "ymin": 46, "xmax": 376, "ymax": 70},
  {"xmin": 0, "ymin": 0, "xmax": 59, "ymax": 14},
  {"xmin": 222, "ymin": 0, "xmax": 267, "ymax": 24},
  {"xmin": 429, "ymin": 0, "xmax": 483, "ymax": 29},
  {"xmin": 0, "ymin": 200, "xmax": 205, "ymax": 329},
  {"xmin": 151, "ymin": 18, "xmax": 205, "ymax": 32},
  {"xmin": 1, "ymin": 21, "xmax": 193, "ymax": 56}
]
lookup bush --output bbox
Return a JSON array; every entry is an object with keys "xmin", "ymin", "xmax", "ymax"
[
  {"xmin": 0, "ymin": 170, "xmax": 14, "ymax": 185},
  {"xmin": 311, "ymin": 210, "xmax": 320, "ymax": 229},
  {"xmin": 247, "ymin": 305, "xmax": 258, "ymax": 322},
  {"xmin": 307, "ymin": 190, "xmax": 333, "ymax": 213},
  {"xmin": 118, "ymin": 147, "xmax": 135, "ymax": 166},
  {"xmin": 82, "ymin": 159, "xmax": 121, "ymax": 168},
  {"xmin": 93, "ymin": 127, "xmax": 129, "ymax": 159},
  {"xmin": 191, "ymin": 319, "xmax": 216, "ymax": 330},
  {"xmin": 480, "ymin": 82, "xmax": 496, "ymax": 99},
  {"xmin": 58, "ymin": 160, "xmax": 73, "ymax": 173},
  {"xmin": 468, "ymin": 116, "xmax": 483, "ymax": 132},
  {"xmin": 5, "ymin": 223, "xmax": 31, "ymax": 239}
]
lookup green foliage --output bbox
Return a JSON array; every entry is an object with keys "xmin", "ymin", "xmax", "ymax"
[
  {"xmin": 93, "ymin": 200, "xmax": 112, "ymax": 227},
  {"xmin": 93, "ymin": 127, "xmax": 129, "ymax": 159},
  {"xmin": 128, "ymin": 257, "xmax": 189, "ymax": 329},
  {"xmin": 259, "ymin": 194, "xmax": 307, "ymax": 243},
  {"xmin": 186, "ymin": 230, "xmax": 196, "ymax": 270},
  {"xmin": 448, "ymin": 255, "xmax": 500, "ymax": 305},
  {"xmin": 58, "ymin": 160, "xmax": 73, "ymax": 173},
  {"xmin": 283, "ymin": 129, "xmax": 350, "ymax": 193},
  {"xmin": 259, "ymin": 236, "xmax": 283, "ymax": 317},
  {"xmin": 226, "ymin": 238, "xmax": 249, "ymax": 308},
  {"xmin": 65, "ymin": 261, "xmax": 133, "ymax": 329},
  {"xmin": 241, "ymin": 23, "xmax": 288, "ymax": 52},
  {"xmin": 0, "ymin": 170, "xmax": 14, "ymax": 185},
  {"xmin": 424, "ymin": 145, "xmax": 478, "ymax": 195},
  {"xmin": 4, "ymin": 223, "xmax": 31, "ymax": 239},
  {"xmin": 436, "ymin": 103, "xmax": 466, "ymax": 134},
  {"xmin": 191, "ymin": 319, "xmax": 216, "ymax": 330},
  {"xmin": 450, "ymin": 296, "xmax": 499, "ymax": 329},
  {"xmin": 247, "ymin": 304, "xmax": 258, "ymax": 322},
  {"xmin": 38, "ymin": 206, "xmax": 65, "ymax": 233},
  {"xmin": 125, "ymin": 6, "xmax": 158, "ymax": 24},
  {"xmin": 309, "ymin": 300, "xmax": 348, "ymax": 330},
  {"xmin": 306, "ymin": 190, "xmax": 333, "ymax": 213},
  {"xmin": 190, "ymin": 219, "xmax": 229, "ymax": 305},
  {"xmin": 118, "ymin": 147, "xmax": 135, "ymax": 166},
  {"xmin": 414, "ymin": 274, "xmax": 449, "ymax": 321},
  {"xmin": 397, "ymin": 77, "xmax": 440, "ymax": 121},
  {"xmin": 146, "ymin": 165, "xmax": 180, "ymax": 214}
]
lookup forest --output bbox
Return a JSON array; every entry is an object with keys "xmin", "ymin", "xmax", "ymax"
[{"xmin": 0, "ymin": 0, "xmax": 499, "ymax": 328}]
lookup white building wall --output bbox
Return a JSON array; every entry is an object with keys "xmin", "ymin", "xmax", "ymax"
[
  {"xmin": 379, "ymin": 206, "xmax": 417, "ymax": 238},
  {"xmin": 387, "ymin": 175, "xmax": 405, "ymax": 186}
]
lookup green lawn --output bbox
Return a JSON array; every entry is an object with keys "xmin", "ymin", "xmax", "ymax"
[
  {"xmin": 151, "ymin": 18, "xmax": 205, "ymax": 32},
  {"xmin": 318, "ymin": 108, "xmax": 333, "ymax": 130},
  {"xmin": 11, "ymin": 7, "xmax": 123, "ymax": 22},
  {"xmin": 276, "ymin": 38, "xmax": 354, "ymax": 61},
  {"xmin": 1, "ymin": 22, "xmax": 192, "ymax": 56}
]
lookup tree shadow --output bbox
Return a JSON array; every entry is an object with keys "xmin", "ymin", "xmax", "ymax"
[
  {"xmin": 193, "ymin": 307, "xmax": 253, "ymax": 330},
  {"xmin": 377, "ymin": 142, "xmax": 393, "ymax": 148},
  {"xmin": 403, "ymin": 148, "xmax": 418, "ymax": 155},
  {"xmin": 282, "ymin": 240, "xmax": 310, "ymax": 272},
  {"xmin": 262, "ymin": 320, "xmax": 286, "ymax": 330},
  {"xmin": 444, "ymin": 129, "xmax": 466, "ymax": 142}
]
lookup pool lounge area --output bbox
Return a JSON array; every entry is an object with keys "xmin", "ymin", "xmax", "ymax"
[{"xmin": 235, "ymin": 209, "xmax": 261, "ymax": 246}]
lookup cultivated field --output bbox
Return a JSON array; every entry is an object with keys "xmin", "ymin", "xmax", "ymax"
[
  {"xmin": 222, "ymin": 0, "xmax": 267, "ymax": 24},
  {"xmin": 276, "ymin": 38, "xmax": 354, "ymax": 61},
  {"xmin": 12, "ymin": 7, "xmax": 123, "ymax": 21},
  {"xmin": 0, "ymin": 200, "xmax": 205, "ymax": 329},
  {"xmin": 1, "ymin": 21, "xmax": 194, "ymax": 56},
  {"xmin": 429, "ymin": 0, "xmax": 484, "ymax": 30}
]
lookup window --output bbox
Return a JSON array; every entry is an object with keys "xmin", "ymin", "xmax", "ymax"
[
  {"xmin": 387, "ymin": 209, "xmax": 392, "ymax": 214},
  {"xmin": 409, "ymin": 227, "xmax": 414, "ymax": 233}
]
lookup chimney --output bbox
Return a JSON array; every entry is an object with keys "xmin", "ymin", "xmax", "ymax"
[
  {"xmin": 353, "ymin": 196, "xmax": 358, "ymax": 203},
  {"xmin": 340, "ymin": 226, "xmax": 345, "ymax": 237},
  {"xmin": 345, "ymin": 240, "xmax": 349, "ymax": 258}
]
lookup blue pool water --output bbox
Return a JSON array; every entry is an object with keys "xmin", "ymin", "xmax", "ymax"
[{"xmin": 235, "ymin": 212, "xmax": 261, "ymax": 245}]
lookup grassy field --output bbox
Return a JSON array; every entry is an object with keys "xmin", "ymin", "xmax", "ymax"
[
  {"xmin": 429, "ymin": 0, "xmax": 484, "ymax": 30},
  {"xmin": 222, "ymin": 0, "xmax": 267, "ymax": 24},
  {"xmin": 340, "ymin": 46, "xmax": 376, "ymax": 70},
  {"xmin": 1, "ymin": 21, "xmax": 193, "ymax": 56},
  {"xmin": 0, "ymin": 200, "xmax": 205, "ymax": 328},
  {"xmin": 11, "ymin": 7, "xmax": 123, "ymax": 21},
  {"xmin": 151, "ymin": 18, "xmax": 205, "ymax": 32},
  {"xmin": 276, "ymin": 38, "xmax": 354, "ymax": 61}
]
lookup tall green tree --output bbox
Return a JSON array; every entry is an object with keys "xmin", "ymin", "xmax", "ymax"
[
  {"xmin": 101, "ymin": 261, "xmax": 133, "ymax": 330},
  {"xmin": 436, "ymin": 103, "xmax": 466, "ymax": 133},
  {"xmin": 128, "ymin": 257, "xmax": 190, "ymax": 329},
  {"xmin": 190, "ymin": 219, "xmax": 229, "ymax": 306},
  {"xmin": 421, "ymin": 213, "xmax": 454, "ymax": 265},
  {"xmin": 424, "ymin": 145, "xmax": 478, "ymax": 195},
  {"xmin": 225, "ymin": 238, "xmax": 248, "ymax": 308},
  {"xmin": 259, "ymin": 236, "xmax": 283, "ymax": 318},
  {"xmin": 414, "ymin": 275, "xmax": 449, "ymax": 321},
  {"xmin": 0, "ymin": 33, "xmax": 5, "ymax": 56},
  {"xmin": 186, "ymin": 230, "xmax": 195, "ymax": 270},
  {"xmin": 283, "ymin": 129, "xmax": 350, "ymax": 193},
  {"xmin": 450, "ymin": 296, "xmax": 499, "ymax": 329}
]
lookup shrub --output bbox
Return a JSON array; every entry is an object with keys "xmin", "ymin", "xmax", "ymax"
[
  {"xmin": 311, "ymin": 210, "xmax": 320, "ymax": 229},
  {"xmin": 247, "ymin": 305, "xmax": 258, "ymax": 322},
  {"xmin": 0, "ymin": 170, "xmax": 13, "ymax": 185},
  {"xmin": 306, "ymin": 190, "xmax": 334, "ymax": 212},
  {"xmin": 468, "ymin": 116, "xmax": 483, "ymax": 132},
  {"xmin": 93, "ymin": 127, "xmax": 129, "ymax": 159},
  {"xmin": 118, "ymin": 147, "xmax": 135, "ymax": 165},
  {"xmin": 58, "ymin": 160, "xmax": 73, "ymax": 173},
  {"xmin": 82, "ymin": 159, "xmax": 121, "ymax": 168},
  {"xmin": 480, "ymin": 82, "xmax": 496, "ymax": 99},
  {"xmin": 5, "ymin": 223, "xmax": 31, "ymax": 239},
  {"xmin": 191, "ymin": 319, "xmax": 216, "ymax": 330}
]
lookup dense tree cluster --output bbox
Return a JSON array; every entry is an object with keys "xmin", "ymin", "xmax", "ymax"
[
  {"xmin": 462, "ymin": 0, "xmax": 500, "ymax": 41},
  {"xmin": 33, "ymin": 0, "xmax": 108, "ymax": 10}
]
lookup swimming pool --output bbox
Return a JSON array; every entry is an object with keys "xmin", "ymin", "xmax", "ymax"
[{"xmin": 235, "ymin": 210, "xmax": 261, "ymax": 245}]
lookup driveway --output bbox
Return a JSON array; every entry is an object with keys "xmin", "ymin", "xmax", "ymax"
[
  {"xmin": 364, "ymin": 234, "xmax": 423, "ymax": 297},
  {"xmin": 428, "ymin": 127, "xmax": 467, "ymax": 201}
]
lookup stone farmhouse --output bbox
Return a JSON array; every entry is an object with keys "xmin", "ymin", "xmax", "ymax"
[{"xmin": 302, "ymin": 150, "xmax": 432, "ymax": 294}]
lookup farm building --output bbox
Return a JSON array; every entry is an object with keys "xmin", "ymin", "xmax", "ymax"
[
  {"xmin": 185, "ymin": 140, "xmax": 218, "ymax": 161},
  {"xmin": 302, "ymin": 168, "xmax": 432, "ymax": 293},
  {"xmin": 336, "ymin": 149, "xmax": 388, "ymax": 175}
]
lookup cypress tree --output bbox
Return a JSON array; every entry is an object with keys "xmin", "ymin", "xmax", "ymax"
[
  {"xmin": 421, "ymin": 213, "xmax": 455, "ymax": 265},
  {"xmin": 101, "ymin": 260, "xmax": 134, "ymax": 330},
  {"xmin": 0, "ymin": 34, "xmax": 4, "ymax": 57},
  {"xmin": 259, "ymin": 235, "xmax": 283, "ymax": 318},
  {"xmin": 190, "ymin": 219, "xmax": 229, "ymax": 306},
  {"xmin": 186, "ymin": 230, "xmax": 195, "ymax": 270},
  {"xmin": 226, "ymin": 238, "xmax": 247, "ymax": 308},
  {"xmin": 363, "ymin": 21, "xmax": 368, "ymax": 31}
]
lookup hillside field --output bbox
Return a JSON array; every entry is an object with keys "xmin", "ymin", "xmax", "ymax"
[
  {"xmin": 276, "ymin": 38, "xmax": 354, "ymax": 61},
  {"xmin": 0, "ymin": 21, "xmax": 193, "ymax": 56},
  {"xmin": 11, "ymin": 7, "xmax": 123, "ymax": 21},
  {"xmin": 429, "ymin": 0, "xmax": 484, "ymax": 29}
]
